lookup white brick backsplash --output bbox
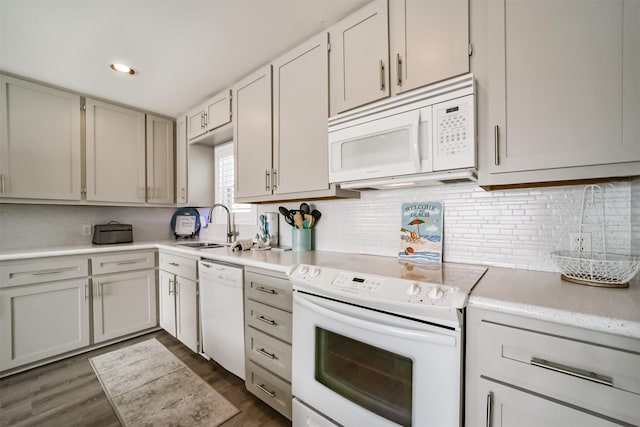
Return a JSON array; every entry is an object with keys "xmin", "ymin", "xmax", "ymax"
[
  {"xmin": 1, "ymin": 180, "xmax": 636, "ymax": 278},
  {"xmin": 260, "ymin": 180, "xmax": 636, "ymax": 273}
]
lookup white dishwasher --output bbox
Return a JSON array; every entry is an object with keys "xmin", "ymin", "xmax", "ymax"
[{"xmin": 198, "ymin": 259, "xmax": 245, "ymax": 379}]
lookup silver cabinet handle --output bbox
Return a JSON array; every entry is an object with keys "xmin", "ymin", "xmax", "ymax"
[
  {"xmin": 379, "ymin": 59, "xmax": 385, "ymax": 91},
  {"xmin": 114, "ymin": 259, "xmax": 145, "ymax": 266},
  {"xmin": 256, "ymin": 384, "xmax": 276, "ymax": 398},
  {"xmin": 255, "ymin": 286, "xmax": 276, "ymax": 294},
  {"xmin": 94, "ymin": 281, "xmax": 102, "ymax": 299},
  {"xmin": 181, "ymin": 188, "xmax": 185, "ymax": 201},
  {"xmin": 175, "ymin": 280, "xmax": 180, "ymax": 295},
  {"xmin": 84, "ymin": 283, "xmax": 89, "ymax": 301},
  {"xmin": 168, "ymin": 278, "xmax": 174, "ymax": 295},
  {"xmin": 32, "ymin": 267, "xmax": 73, "ymax": 276},
  {"xmin": 168, "ymin": 262, "xmax": 180, "ymax": 267},
  {"xmin": 0, "ymin": 173, "xmax": 4, "ymax": 194},
  {"xmin": 530, "ymin": 357, "xmax": 614, "ymax": 386},
  {"xmin": 396, "ymin": 53, "xmax": 402, "ymax": 86},
  {"xmin": 494, "ymin": 125, "xmax": 500, "ymax": 165},
  {"xmin": 265, "ymin": 170, "xmax": 271, "ymax": 191},
  {"xmin": 486, "ymin": 392, "xmax": 493, "ymax": 427},
  {"xmin": 203, "ymin": 112, "xmax": 208, "ymax": 128},
  {"xmin": 256, "ymin": 315, "xmax": 276, "ymax": 325},
  {"xmin": 257, "ymin": 348, "xmax": 277, "ymax": 360},
  {"xmin": 272, "ymin": 169, "xmax": 277, "ymax": 190}
]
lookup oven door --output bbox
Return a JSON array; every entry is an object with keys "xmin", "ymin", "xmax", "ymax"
[{"xmin": 292, "ymin": 291, "xmax": 462, "ymax": 427}]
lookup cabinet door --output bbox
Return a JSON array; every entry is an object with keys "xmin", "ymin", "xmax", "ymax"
[
  {"xmin": 176, "ymin": 115, "xmax": 188, "ymax": 205},
  {"xmin": 206, "ymin": 89, "xmax": 232, "ymax": 132},
  {"xmin": 487, "ymin": 0, "xmax": 640, "ymax": 174},
  {"xmin": 93, "ymin": 270, "xmax": 156, "ymax": 343},
  {"xmin": 0, "ymin": 75, "xmax": 81, "ymax": 200},
  {"xmin": 187, "ymin": 106, "xmax": 206, "ymax": 141},
  {"xmin": 479, "ymin": 379, "xmax": 620, "ymax": 427},
  {"xmin": 273, "ymin": 33, "xmax": 330, "ymax": 195},
  {"xmin": 0, "ymin": 279, "xmax": 90, "ymax": 371},
  {"xmin": 146, "ymin": 114, "xmax": 174, "ymax": 204},
  {"xmin": 159, "ymin": 270, "xmax": 177, "ymax": 337},
  {"xmin": 389, "ymin": 0, "xmax": 469, "ymax": 95},
  {"xmin": 175, "ymin": 276, "xmax": 198, "ymax": 353},
  {"xmin": 85, "ymin": 99, "xmax": 146, "ymax": 203},
  {"xmin": 233, "ymin": 65, "xmax": 273, "ymax": 199},
  {"xmin": 331, "ymin": 0, "xmax": 389, "ymax": 113}
]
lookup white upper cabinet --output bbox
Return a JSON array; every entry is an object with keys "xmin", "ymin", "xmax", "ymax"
[
  {"xmin": 187, "ymin": 89, "xmax": 232, "ymax": 142},
  {"xmin": 330, "ymin": 0, "xmax": 389, "ymax": 114},
  {"xmin": 233, "ymin": 65, "xmax": 273, "ymax": 200},
  {"xmin": 389, "ymin": 0, "xmax": 469, "ymax": 95},
  {"xmin": 272, "ymin": 32, "xmax": 330, "ymax": 195},
  {"xmin": 146, "ymin": 114, "xmax": 174, "ymax": 204},
  {"xmin": 0, "ymin": 75, "xmax": 81, "ymax": 201},
  {"xmin": 85, "ymin": 98, "xmax": 146, "ymax": 203},
  {"xmin": 481, "ymin": 0, "xmax": 640, "ymax": 185}
]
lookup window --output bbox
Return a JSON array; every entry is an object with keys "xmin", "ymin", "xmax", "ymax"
[{"xmin": 212, "ymin": 142, "xmax": 256, "ymax": 225}]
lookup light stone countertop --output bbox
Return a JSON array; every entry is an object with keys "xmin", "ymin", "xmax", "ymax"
[
  {"xmin": 2, "ymin": 241, "xmax": 639, "ymax": 339},
  {"xmin": 469, "ymin": 266, "xmax": 640, "ymax": 339}
]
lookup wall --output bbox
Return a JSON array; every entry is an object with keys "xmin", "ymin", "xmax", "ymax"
[
  {"xmin": 1, "ymin": 179, "xmax": 636, "ymax": 277},
  {"xmin": 0, "ymin": 204, "xmax": 175, "ymax": 250},
  {"xmin": 260, "ymin": 180, "xmax": 635, "ymax": 273}
]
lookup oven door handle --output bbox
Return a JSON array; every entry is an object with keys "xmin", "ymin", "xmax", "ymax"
[{"xmin": 295, "ymin": 293, "xmax": 457, "ymax": 347}]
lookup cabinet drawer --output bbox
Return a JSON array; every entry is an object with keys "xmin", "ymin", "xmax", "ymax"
[
  {"xmin": 158, "ymin": 252, "xmax": 197, "ymax": 280},
  {"xmin": 245, "ymin": 270, "xmax": 292, "ymax": 311},
  {"xmin": 91, "ymin": 251, "xmax": 155, "ymax": 275},
  {"xmin": 246, "ymin": 326, "xmax": 291, "ymax": 382},
  {"xmin": 246, "ymin": 360, "xmax": 292, "ymax": 420},
  {"xmin": 245, "ymin": 299, "xmax": 292, "ymax": 344},
  {"xmin": 0, "ymin": 256, "xmax": 88, "ymax": 288},
  {"xmin": 479, "ymin": 320, "xmax": 640, "ymax": 424}
]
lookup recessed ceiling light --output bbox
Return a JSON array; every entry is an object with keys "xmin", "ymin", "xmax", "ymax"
[{"xmin": 110, "ymin": 63, "xmax": 135, "ymax": 75}]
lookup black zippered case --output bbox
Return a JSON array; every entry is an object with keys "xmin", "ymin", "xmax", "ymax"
[{"xmin": 92, "ymin": 222, "xmax": 133, "ymax": 245}]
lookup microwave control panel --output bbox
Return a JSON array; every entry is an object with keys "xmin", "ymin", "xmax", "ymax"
[{"xmin": 433, "ymin": 94, "xmax": 475, "ymax": 171}]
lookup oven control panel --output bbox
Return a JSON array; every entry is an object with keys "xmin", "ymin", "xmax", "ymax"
[{"xmin": 290, "ymin": 264, "xmax": 468, "ymax": 310}]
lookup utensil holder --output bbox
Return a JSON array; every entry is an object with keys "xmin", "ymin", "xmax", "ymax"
[{"xmin": 292, "ymin": 228, "xmax": 312, "ymax": 252}]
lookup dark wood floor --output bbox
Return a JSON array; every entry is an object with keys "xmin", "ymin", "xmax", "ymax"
[{"xmin": 0, "ymin": 331, "xmax": 291, "ymax": 427}]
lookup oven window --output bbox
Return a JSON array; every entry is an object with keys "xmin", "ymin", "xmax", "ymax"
[{"xmin": 315, "ymin": 327, "xmax": 412, "ymax": 426}]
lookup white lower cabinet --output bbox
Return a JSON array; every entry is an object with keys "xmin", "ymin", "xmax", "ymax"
[
  {"xmin": 0, "ymin": 279, "xmax": 90, "ymax": 371},
  {"xmin": 158, "ymin": 251, "xmax": 199, "ymax": 353},
  {"xmin": 466, "ymin": 307, "xmax": 640, "ymax": 427},
  {"xmin": 92, "ymin": 270, "xmax": 156, "ymax": 344},
  {"xmin": 479, "ymin": 378, "xmax": 619, "ymax": 427}
]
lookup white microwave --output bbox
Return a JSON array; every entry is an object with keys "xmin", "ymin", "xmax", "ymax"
[{"xmin": 328, "ymin": 74, "xmax": 476, "ymax": 189}]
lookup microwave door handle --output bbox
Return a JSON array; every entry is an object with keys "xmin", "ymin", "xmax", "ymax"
[
  {"xmin": 411, "ymin": 115, "xmax": 421, "ymax": 173},
  {"xmin": 294, "ymin": 293, "xmax": 456, "ymax": 347}
]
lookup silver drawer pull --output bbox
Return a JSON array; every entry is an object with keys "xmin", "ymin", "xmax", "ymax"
[
  {"xmin": 256, "ymin": 315, "xmax": 276, "ymax": 326},
  {"xmin": 168, "ymin": 262, "xmax": 180, "ymax": 267},
  {"xmin": 486, "ymin": 391, "xmax": 493, "ymax": 427},
  {"xmin": 115, "ymin": 259, "xmax": 144, "ymax": 266},
  {"xmin": 256, "ymin": 383, "xmax": 276, "ymax": 398},
  {"xmin": 255, "ymin": 286, "xmax": 276, "ymax": 294},
  {"xmin": 257, "ymin": 348, "xmax": 277, "ymax": 360},
  {"xmin": 32, "ymin": 267, "xmax": 73, "ymax": 276},
  {"xmin": 530, "ymin": 357, "xmax": 614, "ymax": 386}
]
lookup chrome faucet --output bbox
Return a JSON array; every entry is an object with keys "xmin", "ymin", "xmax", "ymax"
[{"xmin": 208, "ymin": 203, "xmax": 235, "ymax": 244}]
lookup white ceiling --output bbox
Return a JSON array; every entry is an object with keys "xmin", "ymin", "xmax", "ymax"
[{"xmin": 0, "ymin": 0, "xmax": 368, "ymax": 118}]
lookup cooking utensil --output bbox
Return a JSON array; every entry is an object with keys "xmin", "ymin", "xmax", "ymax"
[
  {"xmin": 279, "ymin": 206, "xmax": 295, "ymax": 227},
  {"xmin": 310, "ymin": 209, "xmax": 322, "ymax": 224},
  {"xmin": 300, "ymin": 202, "xmax": 310, "ymax": 215},
  {"xmin": 304, "ymin": 214, "xmax": 314, "ymax": 229},
  {"xmin": 293, "ymin": 212, "xmax": 304, "ymax": 229}
]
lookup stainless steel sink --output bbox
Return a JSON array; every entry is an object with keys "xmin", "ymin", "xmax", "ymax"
[{"xmin": 175, "ymin": 242, "xmax": 226, "ymax": 249}]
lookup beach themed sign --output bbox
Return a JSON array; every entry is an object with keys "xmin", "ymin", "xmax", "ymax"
[{"xmin": 399, "ymin": 202, "xmax": 443, "ymax": 262}]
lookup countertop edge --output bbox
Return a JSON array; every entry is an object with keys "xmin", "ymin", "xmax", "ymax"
[{"xmin": 468, "ymin": 295, "xmax": 640, "ymax": 340}]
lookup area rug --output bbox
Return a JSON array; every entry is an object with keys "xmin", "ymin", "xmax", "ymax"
[{"xmin": 89, "ymin": 338, "xmax": 239, "ymax": 426}]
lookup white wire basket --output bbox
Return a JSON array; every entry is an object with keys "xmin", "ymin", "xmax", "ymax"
[
  {"xmin": 550, "ymin": 250, "xmax": 640, "ymax": 287},
  {"xmin": 551, "ymin": 184, "xmax": 640, "ymax": 288}
]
